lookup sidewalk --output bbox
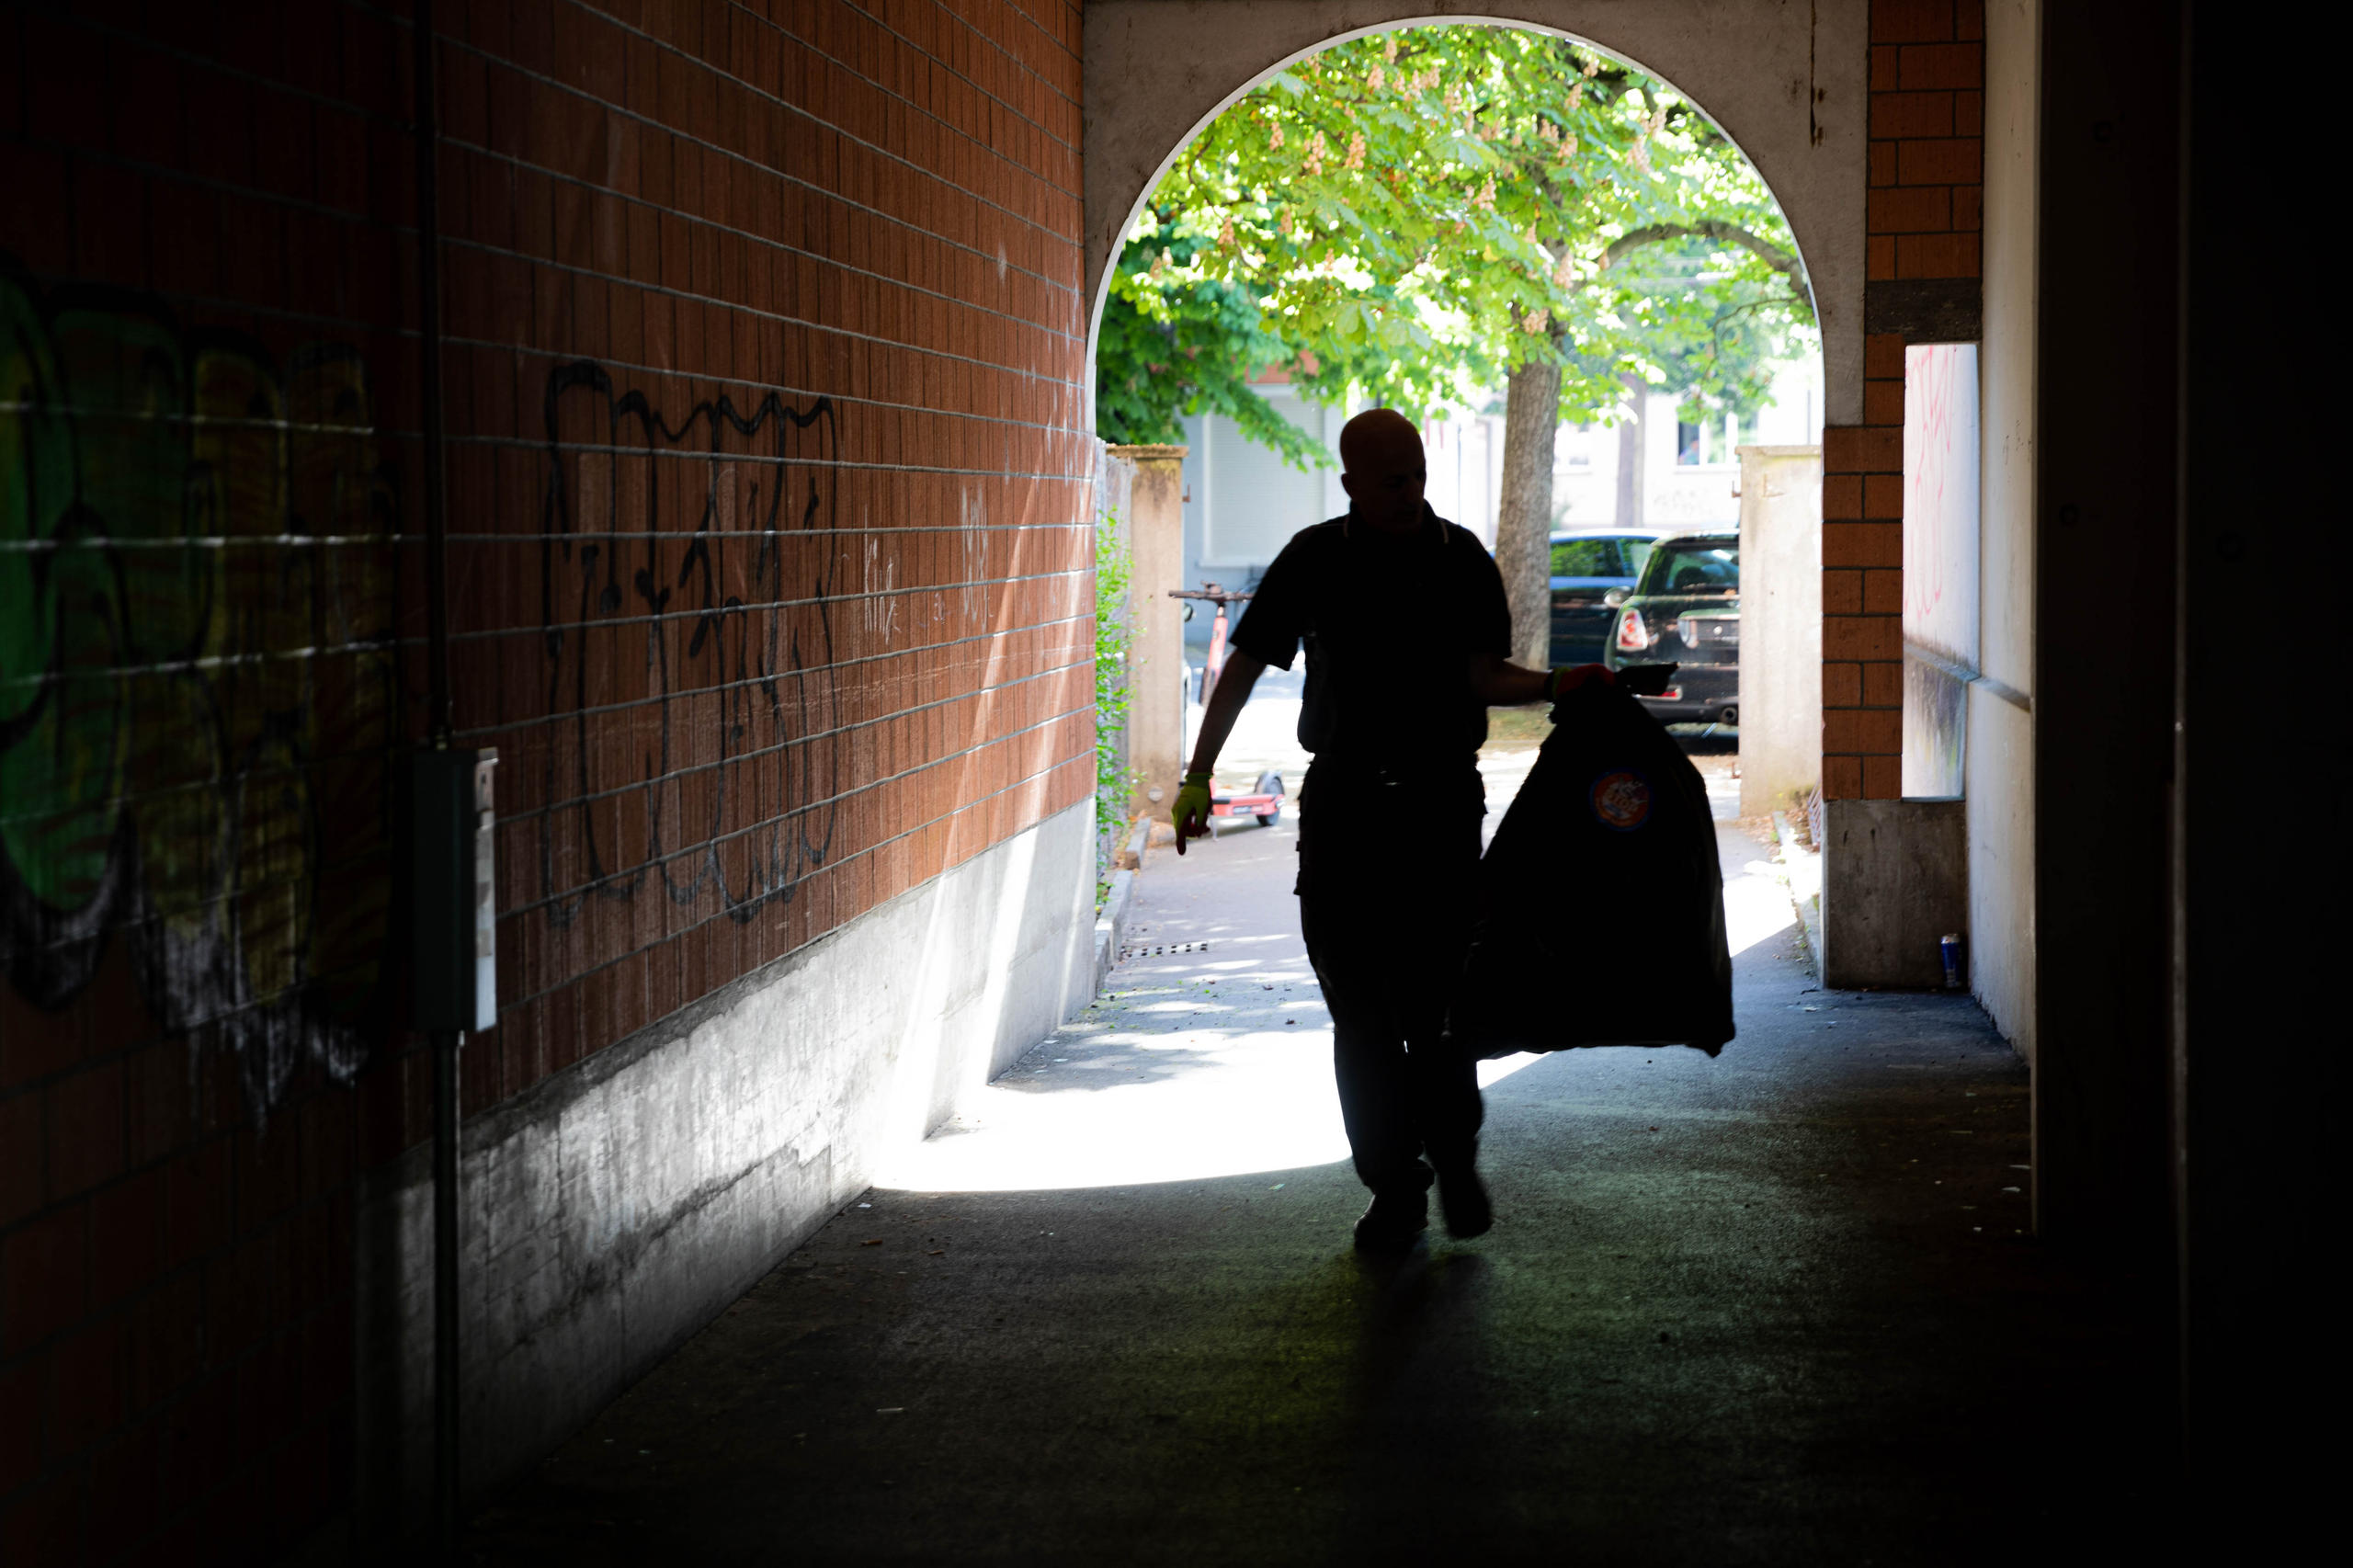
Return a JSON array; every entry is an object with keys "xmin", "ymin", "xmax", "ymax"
[{"xmin": 468, "ymin": 745, "xmax": 2175, "ymax": 1565}]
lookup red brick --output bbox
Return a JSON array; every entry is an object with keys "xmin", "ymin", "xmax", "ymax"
[
  {"xmin": 1897, "ymin": 137, "xmax": 1983, "ymax": 186},
  {"xmin": 1868, "ymin": 234, "xmax": 1898, "ymax": 280},
  {"xmin": 1862, "ymin": 567, "xmax": 1905, "ymax": 615},
  {"xmin": 1823, "ymin": 755, "xmax": 1865, "ymax": 800},
  {"xmin": 1824, "ymin": 571, "xmax": 1865, "ymax": 616},
  {"xmin": 1869, "ymin": 185, "xmax": 1951, "ymax": 234},
  {"xmin": 1823, "ymin": 474, "xmax": 1864, "ymax": 520},
  {"xmin": 1863, "ymin": 381, "xmax": 1905, "ymax": 427},
  {"xmin": 1897, "ymin": 231, "xmax": 1981, "ymax": 278},
  {"xmin": 0, "ymin": 1093, "xmax": 40, "ymax": 1228},
  {"xmin": 1824, "ymin": 614, "xmax": 1903, "ymax": 662},
  {"xmin": 1865, "ymin": 333, "xmax": 1908, "ymax": 379},
  {"xmin": 89, "ymin": 1168, "xmax": 164, "ymax": 1308},
  {"xmin": 1824, "ymin": 426, "xmax": 1903, "ymax": 475},
  {"xmin": 46, "ymin": 1316, "xmax": 125, "ymax": 1454},
  {"xmin": 1953, "ymin": 185, "xmax": 1984, "ymax": 232},
  {"xmin": 1823, "ymin": 661, "xmax": 1864, "ymax": 707},
  {"xmin": 1872, "ymin": 0, "xmax": 1957, "ymax": 42},
  {"xmin": 1870, "ymin": 45, "xmax": 1901, "ymax": 93},
  {"xmin": 1870, "ymin": 141, "xmax": 1899, "ymax": 187},
  {"xmin": 1862, "ymin": 474, "xmax": 1906, "ymax": 519},
  {"xmin": 2, "ymin": 1202, "xmax": 87, "ymax": 1352},
  {"xmin": 0, "ymin": 1354, "xmax": 40, "ymax": 1495},
  {"xmin": 1863, "ymin": 660, "xmax": 1907, "ymax": 707},
  {"xmin": 85, "ymin": 1420, "xmax": 162, "ymax": 1563},
  {"xmin": 49, "ymin": 1063, "xmax": 125, "ymax": 1200},
  {"xmin": 1824, "ymin": 523, "xmax": 1903, "ymax": 568},
  {"xmin": 1825, "ymin": 708, "xmax": 1903, "ymax": 754},
  {"xmin": 1899, "ymin": 42, "xmax": 1984, "ymax": 92},
  {"xmin": 1862, "ymin": 754, "xmax": 1904, "ymax": 799},
  {"xmin": 1870, "ymin": 90, "xmax": 1954, "ymax": 141},
  {"xmin": 1955, "ymin": 89, "xmax": 1984, "ymax": 136},
  {"xmin": 0, "ymin": 1471, "xmax": 85, "ymax": 1568}
]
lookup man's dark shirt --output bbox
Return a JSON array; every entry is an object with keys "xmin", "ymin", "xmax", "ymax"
[{"xmin": 1229, "ymin": 504, "xmax": 1511, "ymax": 769}]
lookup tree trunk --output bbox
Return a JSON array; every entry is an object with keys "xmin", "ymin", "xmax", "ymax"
[
  {"xmin": 1495, "ymin": 356, "xmax": 1562, "ymax": 671},
  {"xmin": 1614, "ymin": 373, "xmax": 1646, "ymax": 530}
]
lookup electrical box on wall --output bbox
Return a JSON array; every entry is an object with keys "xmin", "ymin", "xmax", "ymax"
[{"xmin": 411, "ymin": 748, "xmax": 498, "ymax": 1032}]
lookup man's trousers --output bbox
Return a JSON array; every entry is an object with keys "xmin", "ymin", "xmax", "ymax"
[{"xmin": 1295, "ymin": 760, "xmax": 1486, "ymax": 1196}]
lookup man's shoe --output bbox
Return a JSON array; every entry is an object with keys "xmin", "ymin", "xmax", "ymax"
[
  {"xmin": 1353, "ymin": 1189, "xmax": 1428, "ymax": 1253},
  {"xmin": 1437, "ymin": 1167, "xmax": 1493, "ymax": 1238}
]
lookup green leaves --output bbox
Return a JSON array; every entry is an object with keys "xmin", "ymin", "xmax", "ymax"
[{"xmin": 1095, "ymin": 26, "xmax": 1815, "ymax": 463}]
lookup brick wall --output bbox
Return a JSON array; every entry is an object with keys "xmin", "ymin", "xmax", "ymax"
[
  {"xmin": 0, "ymin": 1, "xmax": 1090, "ymax": 1560},
  {"xmin": 1823, "ymin": 0, "xmax": 1983, "ymax": 799}
]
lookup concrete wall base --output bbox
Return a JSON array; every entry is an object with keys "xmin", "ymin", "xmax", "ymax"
[
  {"xmin": 350, "ymin": 801, "xmax": 1097, "ymax": 1542},
  {"xmin": 1820, "ymin": 798, "xmax": 1967, "ymax": 989}
]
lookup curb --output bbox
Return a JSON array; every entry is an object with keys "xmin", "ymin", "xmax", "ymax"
[
  {"xmin": 1092, "ymin": 817, "xmax": 1151, "ymax": 994},
  {"xmin": 1772, "ymin": 811, "xmax": 1824, "ymax": 979}
]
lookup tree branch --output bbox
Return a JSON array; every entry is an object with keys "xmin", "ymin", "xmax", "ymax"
[{"xmin": 1595, "ymin": 222, "xmax": 1806, "ymax": 294}]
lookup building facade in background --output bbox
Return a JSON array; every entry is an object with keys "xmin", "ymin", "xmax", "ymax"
[{"xmin": 1169, "ymin": 359, "xmax": 1822, "ymax": 650}]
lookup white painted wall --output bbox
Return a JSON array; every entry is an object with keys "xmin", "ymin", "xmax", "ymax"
[
  {"xmin": 1738, "ymin": 445, "xmax": 1824, "ymax": 817},
  {"xmin": 1970, "ymin": 0, "xmax": 2039, "ymax": 1056}
]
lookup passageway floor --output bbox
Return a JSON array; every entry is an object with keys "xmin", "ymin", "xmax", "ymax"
[{"xmin": 468, "ymin": 778, "xmax": 2177, "ymax": 1565}]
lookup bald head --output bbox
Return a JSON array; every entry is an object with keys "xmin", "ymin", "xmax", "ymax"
[
  {"xmin": 1339, "ymin": 407, "xmax": 1425, "ymax": 474},
  {"xmin": 1338, "ymin": 408, "xmax": 1428, "ymax": 535}
]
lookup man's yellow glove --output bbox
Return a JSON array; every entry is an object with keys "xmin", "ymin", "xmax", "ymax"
[{"xmin": 1172, "ymin": 770, "xmax": 1213, "ymax": 856}]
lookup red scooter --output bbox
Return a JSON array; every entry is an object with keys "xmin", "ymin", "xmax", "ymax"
[{"xmin": 1168, "ymin": 584, "xmax": 1286, "ymax": 829}]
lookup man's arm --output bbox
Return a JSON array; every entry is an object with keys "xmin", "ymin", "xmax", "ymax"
[
  {"xmin": 1172, "ymin": 653, "xmax": 1267, "ymax": 855},
  {"xmin": 1467, "ymin": 653, "xmax": 1612, "ymax": 706}
]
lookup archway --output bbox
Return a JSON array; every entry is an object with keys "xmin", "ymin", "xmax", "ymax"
[{"xmin": 1082, "ymin": 0, "xmax": 1869, "ymax": 426}]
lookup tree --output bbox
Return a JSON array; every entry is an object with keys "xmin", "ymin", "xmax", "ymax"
[{"xmin": 1097, "ymin": 28, "xmax": 1813, "ymax": 666}]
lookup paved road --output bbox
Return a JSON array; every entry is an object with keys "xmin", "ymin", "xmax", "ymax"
[{"xmin": 470, "ymin": 751, "xmax": 2175, "ymax": 1565}]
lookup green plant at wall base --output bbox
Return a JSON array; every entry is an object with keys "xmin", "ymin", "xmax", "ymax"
[{"xmin": 1094, "ymin": 506, "xmax": 1138, "ymax": 901}]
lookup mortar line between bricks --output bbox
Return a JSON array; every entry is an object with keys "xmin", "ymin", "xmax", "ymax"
[
  {"xmin": 491, "ymin": 722, "xmax": 1094, "ymax": 939},
  {"xmin": 431, "ymin": 231, "xmax": 1086, "ymax": 383},
  {"xmin": 491, "ymin": 760, "xmax": 1095, "ymax": 1024},
  {"xmin": 828, "ymin": 0, "xmax": 1086, "ymax": 137},
  {"xmin": 33, "ymin": 7, "xmax": 436, "ymax": 138},
  {"xmin": 459, "ymin": 637, "xmax": 1091, "ymax": 787},
  {"xmin": 434, "ymin": 338, "xmax": 1090, "ymax": 446},
  {"xmin": 438, "ymin": 129, "xmax": 1080, "ymax": 315},
  {"xmin": 600, "ymin": 0, "xmax": 1085, "ymax": 167},
  {"xmin": 472, "ymin": 673, "xmax": 1106, "ymax": 847},
  {"xmin": 445, "ymin": 566, "xmax": 1089, "ymax": 647},
  {"xmin": 0, "ymin": 568, "xmax": 1086, "ymax": 706},
  {"xmin": 440, "ymin": 402, "xmax": 1094, "ymax": 464},
  {"xmin": 438, "ymin": 22, "xmax": 1082, "ymax": 269}
]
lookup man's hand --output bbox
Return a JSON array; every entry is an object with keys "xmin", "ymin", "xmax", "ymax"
[
  {"xmin": 1172, "ymin": 770, "xmax": 1213, "ymax": 856},
  {"xmin": 1548, "ymin": 663, "xmax": 1615, "ymax": 699}
]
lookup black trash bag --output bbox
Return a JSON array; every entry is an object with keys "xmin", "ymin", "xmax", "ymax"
[{"xmin": 1447, "ymin": 680, "xmax": 1733, "ymax": 1058}]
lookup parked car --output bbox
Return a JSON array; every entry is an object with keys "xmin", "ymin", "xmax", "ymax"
[
  {"xmin": 1600, "ymin": 531, "xmax": 1740, "ymax": 725},
  {"xmin": 1547, "ymin": 528, "xmax": 1667, "ymax": 666}
]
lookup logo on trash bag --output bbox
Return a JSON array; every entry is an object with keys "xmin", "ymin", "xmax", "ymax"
[{"xmin": 1589, "ymin": 769, "xmax": 1653, "ymax": 831}]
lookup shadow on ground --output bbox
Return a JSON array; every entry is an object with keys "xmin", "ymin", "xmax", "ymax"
[{"xmin": 466, "ymin": 816, "xmax": 2177, "ymax": 1566}]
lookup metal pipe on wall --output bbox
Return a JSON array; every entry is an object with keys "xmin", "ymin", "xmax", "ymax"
[{"xmin": 408, "ymin": 0, "xmax": 463, "ymax": 1551}]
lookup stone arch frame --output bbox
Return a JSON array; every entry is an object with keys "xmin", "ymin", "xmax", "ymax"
[{"xmin": 1080, "ymin": 0, "xmax": 1870, "ymax": 426}]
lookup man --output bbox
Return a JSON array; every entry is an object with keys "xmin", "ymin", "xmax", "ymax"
[{"xmin": 1172, "ymin": 407, "xmax": 1611, "ymax": 1253}]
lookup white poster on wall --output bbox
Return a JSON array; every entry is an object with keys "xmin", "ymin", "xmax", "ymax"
[{"xmin": 1902, "ymin": 345, "xmax": 1980, "ymax": 798}]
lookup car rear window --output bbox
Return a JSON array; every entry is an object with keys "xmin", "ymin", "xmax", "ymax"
[
  {"xmin": 1643, "ymin": 540, "xmax": 1739, "ymax": 594},
  {"xmin": 1549, "ymin": 537, "xmax": 1624, "ymax": 576}
]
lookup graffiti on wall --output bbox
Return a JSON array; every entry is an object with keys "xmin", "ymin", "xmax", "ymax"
[
  {"xmin": 0, "ymin": 272, "xmax": 399, "ymax": 1113},
  {"xmin": 539, "ymin": 363, "xmax": 843, "ymax": 927}
]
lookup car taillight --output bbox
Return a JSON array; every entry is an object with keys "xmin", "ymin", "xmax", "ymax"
[{"xmin": 1616, "ymin": 608, "xmax": 1650, "ymax": 652}]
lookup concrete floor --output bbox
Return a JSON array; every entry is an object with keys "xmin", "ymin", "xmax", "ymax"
[{"xmin": 467, "ymin": 755, "xmax": 2177, "ymax": 1565}]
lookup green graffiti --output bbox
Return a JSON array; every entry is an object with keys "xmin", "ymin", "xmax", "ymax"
[{"xmin": 0, "ymin": 271, "xmax": 398, "ymax": 1113}]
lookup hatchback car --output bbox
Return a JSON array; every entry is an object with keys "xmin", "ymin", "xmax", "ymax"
[
  {"xmin": 1600, "ymin": 531, "xmax": 1739, "ymax": 724},
  {"xmin": 1547, "ymin": 529, "xmax": 1667, "ymax": 666}
]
